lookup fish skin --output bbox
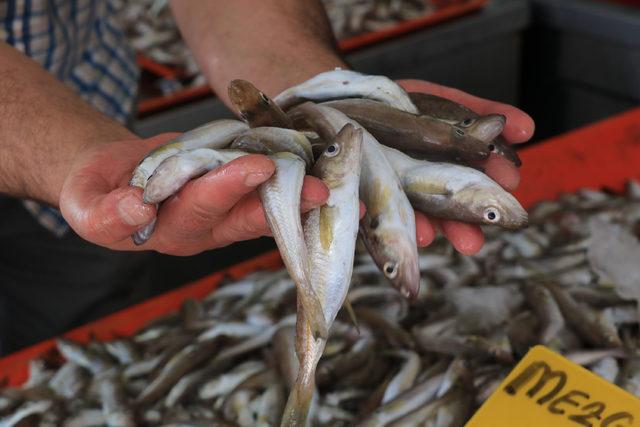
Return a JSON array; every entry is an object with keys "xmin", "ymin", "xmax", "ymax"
[
  {"xmin": 409, "ymin": 92, "xmax": 522, "ymax": 167},
  {"xmin": 358, "ymin": 372, "xmax": 445, "ymax": 427},
  {"xmin": 259, "ymin": 152, "xmax": 328, "ymax": 339},
  {"xmin": 97, "ymin": 369, "xmax": 136, "ymax": 427},
  {"xmin": 544, "ymin": 283, "xmax": 623, "ymax": 348},
  {"xmin": 136, "ymin": 339, "xmax": 219, "ymax": 405},
  {"xmin": 275, "ymin": 68, "xmax": 419, "ymax": 114},
  {"xmin": 230, "ymin": 127, "xmax": 314, "ymax": 166},
  {"xmin": 381, "ymin": 350, "xmax": 422, "ymax": 403},
  {"xmin": 130, "ymin": 119, "xmax": 249, "ymax": 189},
  {"xmin": 382, "ymin": 145, "xmax": 528, "ymax": 230},
  {"xmin": 228, "ymin": 79, "xmax": 294, "ymax": 129},
  {"xmin": 290, "ymin": 103, "xmax": 420, "ymax": 298},
  {"xmin": 143, "ymin": 148, "xmax": 248, "ymax": 204},
  {"xmin": 522, "ymin": 283, "xmax": 565, "ymax": 345},
  {"xmin": 281, "ymin": 124, "xmax": 363, "ymax": 427},
  {"xmin": 56, "ymin": 338, "xmax": 112, "ymax": 375},
  {"xmin": 323, "ymin": 98, "xmax": 492, "ymax": 165}
]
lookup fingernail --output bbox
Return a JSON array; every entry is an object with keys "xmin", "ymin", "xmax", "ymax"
[
  {"xmin": 244, "ymin": 171, "xmax": 271, "ymax": 187},
  {"xmin": 118, "ymin": 195, "xmax": 152, "ymax": 226}
]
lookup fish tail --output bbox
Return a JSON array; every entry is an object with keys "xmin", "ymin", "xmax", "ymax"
[{"xmin": 280, "ymin": 371, "xmax": 316, "ymax": 427}]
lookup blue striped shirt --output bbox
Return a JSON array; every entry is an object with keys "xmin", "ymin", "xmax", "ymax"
[{"xmin": 1, "ymin": 0, "xmax": 139, "ymax": 236}]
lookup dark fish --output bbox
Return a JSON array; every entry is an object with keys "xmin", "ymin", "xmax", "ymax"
[
  {"xmin": 228, "ymin": 79, "xmax": 293, "ymax": 128},
  {"xmin": 409, "ymin": 92, "xmax": 522, "ymax": 167},
  {"xmin": 323, "ymin": 98, "xmax": 491, "ymax": 165}
]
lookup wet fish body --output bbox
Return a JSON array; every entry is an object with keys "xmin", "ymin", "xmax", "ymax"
[{"xmin": 324, "ymin": 98, "xmax": 492, "ymax": 164}]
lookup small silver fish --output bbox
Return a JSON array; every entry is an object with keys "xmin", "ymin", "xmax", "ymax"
[
  {"xmin": 282, "ymin": 124, "xmax": 363, "ymax": 427},
  {"xmin": 275, "ymin": 68, "xmax": 419, "ymax": 114},
  {"xmin": 382, "ymin": 145, "xmax": 528, "ymax": 229}
]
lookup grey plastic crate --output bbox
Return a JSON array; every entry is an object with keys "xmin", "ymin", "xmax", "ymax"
[{"xmin": 523, "ymin": 0, "xmax": 640, "ymax": 139}]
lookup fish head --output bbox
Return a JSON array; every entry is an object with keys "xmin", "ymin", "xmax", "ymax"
[
  {"xmin": 459, "ymin": 114, "xmax": 506, "ymax": 143},
  {"xmin": 451, "ymin": 127, "xmax": 492, "ymax": 163},
  {"xmin": 455, "ymin": 184, "xmax": 529, "ymax": 229},
  {"xmin": 488, "ymin": 137, "xmax": 522, "ymax": 167},
  {"xmin": 359, "ymin": 220, "xmax": 421, "ymax": 299},
  {"xmin": 313, "ymin": 124, "xmax": 363, "ymax": 184},
  {"xmin": 228, "ymin": 79, "xmax": 267, "ymax": 120}
]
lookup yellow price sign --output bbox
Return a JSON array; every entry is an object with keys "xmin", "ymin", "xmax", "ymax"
[{"xmin": 467, "ymin": 346, "xmax": 640, "ymax": 427}]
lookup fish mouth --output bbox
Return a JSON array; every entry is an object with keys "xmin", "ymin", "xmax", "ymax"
[{"xmin": 393, "ymin": 258, "xmax": 421, "ymax": 300}]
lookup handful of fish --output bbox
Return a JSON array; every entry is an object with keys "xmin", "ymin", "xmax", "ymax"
[
  {"xmin": 124, "ymin": 68, "xmax": 528, "ymax": 424},
  {"xmin": 3, "ymin": 181, "xmax": 640, "ymax": 426}
]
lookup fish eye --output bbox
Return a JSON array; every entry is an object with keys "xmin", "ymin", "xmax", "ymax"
[
  {"xmin": 488, "ymin": 144, "xmax": 496, "ymax": 152},
  {"xmin": 460, "ymin": 118, "xmax": 475, "ymax": 127},
  {"xmin": 383, "ymin": 262, "xmax": 398, "ymax": 279},
  {"xmin": 259, "ymin": 93, "xmax": 270, "ymax": 106},
  {"xmin": 484, "ymin": 207, "xmax": 501, "ymax": 223},
  {"xmin": 325, "ymin": 143, "xmax": 340, "ymax": 157},
  {"xmin": 454, "ymin": 128, "xmax": 465, "ymax": 137}
]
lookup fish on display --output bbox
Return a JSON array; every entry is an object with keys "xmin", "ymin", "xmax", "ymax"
[
  {"xmin": 274, "ymin": 68, "xmax": 419, "ymax": 114},
  {"xmin": 228, "ymin": 79, "xmax": 294, "ymax": 129},
  {"xmin": 409, "ymin": 92, "xmax": 521, "ymax": 167},
  {"xmin": 289, "ymin": 102, "xmax": 420, "ymax": 298},
  {"xmin": 282, "ymin": 123, "xmax": 363, "ymax": 426},
  {"xmin": 3, "ymin": 182, "xmax": 640, "ymax": 425},
  {"xmin": 323, "ymin": 98, "xmax": 493, "ymax": 165},
  {"xmin": 382, "ymin": 145, "xmax": 528, "ymax": 229},
  {"xmin": 230, "ymin": 127, "xmax": 314, "ymax": 167}
]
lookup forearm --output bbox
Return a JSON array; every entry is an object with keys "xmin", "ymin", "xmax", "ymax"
[
  {"xmin": 170, "ymin": 0, "xmax": 346, "ymax": 107},
  {"xmin": 0, "ymin": 42, "xmax": 136, "ymax": 206}
]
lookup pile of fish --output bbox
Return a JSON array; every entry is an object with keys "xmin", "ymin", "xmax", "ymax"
[
  {"xmin": 321, "ymin": 0, "xmax": 431, "ymax": 40},
  {"xmin": 125, "ymin": 67, "xmax": 526, "ymax": 423},
  {"xmin": 2, "ymin": 181, "xmax": 640, "ymax": 426},
  {"xmin": 114, "ymin": 0, "xmax": 436, "ymax": 97},
  {"xmin": 115, "ymin": 0, "xmax": 205, "ymax": 95}
]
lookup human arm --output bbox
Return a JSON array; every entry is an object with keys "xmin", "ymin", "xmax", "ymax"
[{"xmin": 0, "ymin": 40, "xmax": 326, "ymax": 254}]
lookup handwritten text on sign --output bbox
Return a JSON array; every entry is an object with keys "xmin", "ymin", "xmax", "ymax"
[{"xmin": 467, "ymin": 346, "xmax": 640, "ymax": 427}]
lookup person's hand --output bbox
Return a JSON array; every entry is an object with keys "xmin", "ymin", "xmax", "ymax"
[
  {"xmin": 59, "ymin": 134, "xmax": 329, "ymax": 255},
  {"xmin": 398, "ymin": 79, "xmax": 535, "ymax": 255}
]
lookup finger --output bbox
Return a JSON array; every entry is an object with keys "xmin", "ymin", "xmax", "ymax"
[
  {"xmin": 215, "ymin": 193, "xmax": 273, "ymax": 243},
  {"xmin": 160, "ymin": 154, "xmax": 275, "ymax": 231},
  {"xmin": 300, "ymin": 176, "xmax": 329, "ymax": 212},
  {"xmin": 414, "ymin": 211, "xmax": 436, "ymax": 247},
  {"xmin": 60, "ymin": 179, "xmax": 156, "ymax": 246},
  {"xmin": 437, "ymin": 220, "xmax": 484, "ymax": 255},
  {"xmin": 398, "ymin": 79, "xmax": 535, "ymax": 144},
  {"xmin": 359, "ymin": 201, "xmax": 366, "ymax": 219},
  {"xmin": 482, "ymin": 154, "xmax": 521, "ymax": 191}
]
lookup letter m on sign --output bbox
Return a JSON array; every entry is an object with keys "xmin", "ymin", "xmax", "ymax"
[{"xmin": 503, "ymin": 360, "xmax": 568, "ymax": 405}]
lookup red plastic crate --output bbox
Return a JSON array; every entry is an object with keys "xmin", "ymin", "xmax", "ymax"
[{"xmin": 2, "ymin": 107, "xmax": 640, "ymax": 385}]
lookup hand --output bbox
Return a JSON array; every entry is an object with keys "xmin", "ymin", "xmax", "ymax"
[
  {"xmin": 398, "ymin": 79, "xmax": 535, "ymax": 255},
  {"xmin": 59, "ymin": 134, "xmax": 329, "ymax": 255}
]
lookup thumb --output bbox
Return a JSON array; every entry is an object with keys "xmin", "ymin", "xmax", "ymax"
[{"xmin": 61, "ymin": 176, "xmax": 156, "ymax": 246}]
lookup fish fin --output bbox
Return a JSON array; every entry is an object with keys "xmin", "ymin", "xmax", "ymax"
[
  {"xmin": 344, "ymin": 299, "xmax": 361, "ymax": 334},
  {"xmin": 132, "ymin": 216, "xmax": 157, "ymax": 245},
  {"xmin": 300, "ymin": 290, "xmax": 328, "ymax": 340},
  {"xmin": 406, "ymin": 179, "xmax": 452, "ymax": 197}
]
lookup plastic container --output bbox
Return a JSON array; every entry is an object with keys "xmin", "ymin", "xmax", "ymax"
[
  {"xmin": 523, "ymin": 0, "xmax": 640, "ymax": 139},
  {"xmin": 3, "ymin": 107, "xmax": 640, "ymax": 385}
]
